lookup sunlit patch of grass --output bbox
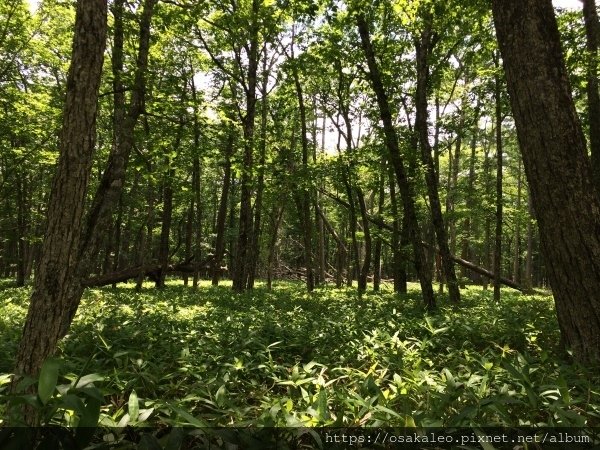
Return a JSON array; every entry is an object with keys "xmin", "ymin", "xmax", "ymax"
[{"xmin": 0, "ymin": 278, "xmax": 598, "ymax": 428}]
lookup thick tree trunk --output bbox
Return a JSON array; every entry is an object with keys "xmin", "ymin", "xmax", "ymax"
[
  {"xmin": 357, "ymin": 14, "xmax": 435, "ymax": 309},
  {"xmin": 492, "ymin": 0, "xmax": 600, "ymax": 362},
  {"xmin": 232, "ymin": 0, "xmax": 260, "ymax": 292},
  {"xmin": 11, "ymin": 0, "xmax": 107, "ymax": 414},
  {"xmin": 415, "ymin": 22, "xmax": 461, "ymax": 304},
  {"xmin": 582, "ymin": 0, "xmax": 600, "ymax": 196}
]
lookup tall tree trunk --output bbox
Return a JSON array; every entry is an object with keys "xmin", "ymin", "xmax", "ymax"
[
  {"xmin": 493, "ymin": 65, "xmax": 504, "ymax": 302},
  {"xmin": 12, "ymin": 0, "xmax": 107, "ymax": 412},
  {"xmin": 15, "ymin": 174, "xmax": 28, "ymax": 287},
  {"xmin": 356, "ymin": 187, "xmax": 372, "ymax": 295},
  {"xmin": 373, "ymin": 172, "xmax": 385, "ymax": 292},
  {"xmin": 357, "ymin": 14, "xmax": 435, "ymax": 309},
  {"xmin": 415, "ymin": 20, "xmax": 461, "ymax": 304},
  {"xmin": 190, "ymin": 75, "xmax": 202, "ymax": 288},
  {"xmin": 513, "ymin": 158, "xmax": 522, "ymax": 283},
  {"xmin": 290, "ymin": 37, "xmax": 315, "ymax": 292},
  {"xmin": 524, "ymin": 191, "xmax": 534, "ymax": 292},
  {"xmin": 156, "ymin": 173, "xmax": 173, "ymax": 289},
  {"xmin": 212, "ymin": 133, "xmax": 233, "ymax": 286},
  {"xmin": 232, "ymin": 0, "xmax": 260, "ymax": 292},
  {"xmin": 582, "ymin": 0, "xmax": 600, "ymax": 196},
  {"xmin": 460, "ymin": 102, "xmax": 480, "ymax": 283},
  {"xmin": 136, "ymin": 175, "xmax": 154, "ymax": 291},
  {"xmin": 389, "ymin": 169, "xmax": 408, "ymax": 294},
  {"xmin": 266, "ymin": 205, "xmax": 284, "ymax": 290},
  {"xmin": 492, "ymin": 0, "xmax": 600, "ymax": 362},
  {"xmin": 247, "ymin": 55, "xmax": 270, "ymax": 289}
]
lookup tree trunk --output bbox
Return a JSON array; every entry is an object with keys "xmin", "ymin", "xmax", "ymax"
[
  {"xmin": 357, "ymin": 14, "xmax": 435, "ymax": 309},
  {"xmin": 513, "ymin": 159, "xmax": 522, "ymax": 283},
  {"xmin": 232, "ymin": 0, "xmax": 260, "ymax": 292},
  {"xmin": 373, "ymin": 172, "xmax": 385, "ymax": 292},
  {"xmin": 248, "ymin": 55, "xmax": 270, "ymax": 290},
  {"xmin": 11, "ymin": 0, "xmax": 107, "ymax": 418},
  {"xmin": 492, "ymin": 0, "xmax": 600, "ymax": 363},
  {"xmin": 415, "ymin": 21, "xmax": 461, "ymax": 304},
  {"xmin": 582, "ymin": 0, "xmax": 600, "ymax": 196},
  {"xmin": 389, "ymin": 167, "xmax": 408, "ymax": 294},
  {"xmin": 493, "ymin": 65, "xmax": 503, "ymax": 302},
  {"xmin": 211, "ymin": 133, "xmax": 233, "ymax": 286}
]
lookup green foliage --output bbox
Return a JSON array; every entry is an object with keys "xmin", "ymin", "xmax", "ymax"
[{"xmin": 1, "ymin": 281, "xmax": 599, "ymax": 435}]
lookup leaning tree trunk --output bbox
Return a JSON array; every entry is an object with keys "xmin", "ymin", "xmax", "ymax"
[
  {"xmin": 12, "ymin": 0, "xmax": 107, "ymax": 412},
  {"xmin": 415, "ymin": 21, "xmax": 460, "ymax": 304},
  {"xmin": 492, "ymin": 0, "xmax": 600, "ymax": 363},
  {"xmin": 357, "ymin": 13, "xmax": 435, "ymax": 309}
]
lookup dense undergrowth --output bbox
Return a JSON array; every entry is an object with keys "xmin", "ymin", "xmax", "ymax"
[{"xmin": 1, "ymin": 280, "xmax": 599, "ymax": 432}]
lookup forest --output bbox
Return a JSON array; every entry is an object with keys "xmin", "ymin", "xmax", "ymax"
[{"xmin": 1, "ymin": 0, "xmax": 600, "ymax": 447}]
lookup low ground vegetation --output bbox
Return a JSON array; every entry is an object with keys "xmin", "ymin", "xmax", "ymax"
[{"xmin": 1, "ymin": 280, "xmax": 599, "ymax": 434}]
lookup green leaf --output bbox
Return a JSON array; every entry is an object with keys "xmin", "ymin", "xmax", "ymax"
[
  {"xmin": 129, "ymin": 390, "xmax": 139, "ymax": 422},
  {"xmin": 167, "ymin": 402, "xmax": 209, "ymax": 427},
  {"xmin": 38, "ymin": 358, "xmax": 60, "ymax": 405}
]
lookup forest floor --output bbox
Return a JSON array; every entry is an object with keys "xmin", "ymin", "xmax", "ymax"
[{"xmin": 1, "ymin": 280, "xmax": 599, "ymax": 437}]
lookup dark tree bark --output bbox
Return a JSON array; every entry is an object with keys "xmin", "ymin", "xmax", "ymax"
[
  {"xmin": 11, "ymin": 0, "xmax": 107, "ymax": 412},
  {"xmin": 582, "ymin": 0, "xmax": 600, "ymax": 196},
  {"xmin": 492, "ymin": 0, "xmax": 600, "ymax": 362},
  {"xmin": 415, "ymin": 19, "xmax": 461, "ymax": 304},
  {"xmin": 356, "ymin": 14, "xmax": 435, "ymax": 309},
  {"xmin": 232, "ymin": 0, "xmax": 260, "ymax": 292}
]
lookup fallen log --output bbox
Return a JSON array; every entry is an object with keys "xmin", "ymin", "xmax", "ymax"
[{"xmin": 84, "ymin": 256, "xmax": 215, "ymax": 287}]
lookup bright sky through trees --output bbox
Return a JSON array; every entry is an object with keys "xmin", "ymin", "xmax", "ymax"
[{"xmin": 26, "ymin": 0, "xmax": 582, "ymax": 12}]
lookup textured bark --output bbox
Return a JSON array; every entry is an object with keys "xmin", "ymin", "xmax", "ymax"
[
  {"xmin": 415, "ymin": 21, "xmax": 461, "ymax": 304},
  {"xmin": 582, "ymin": 0, "xmax": 600, "ymax": 196},
  {"xmin": 492, "ymin": 0, "xmax": 600, "ymax": 362},
  {"xmin": 12, "ymin": 0, "xmax": 107, "ymax": 406},
  {"xmin": 232, "ymin": 0, "xmax": 260, "ymax": 292},
  {"xmin": 357, "ymin": 13, "xmax": 435, "ymax": 309}
]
